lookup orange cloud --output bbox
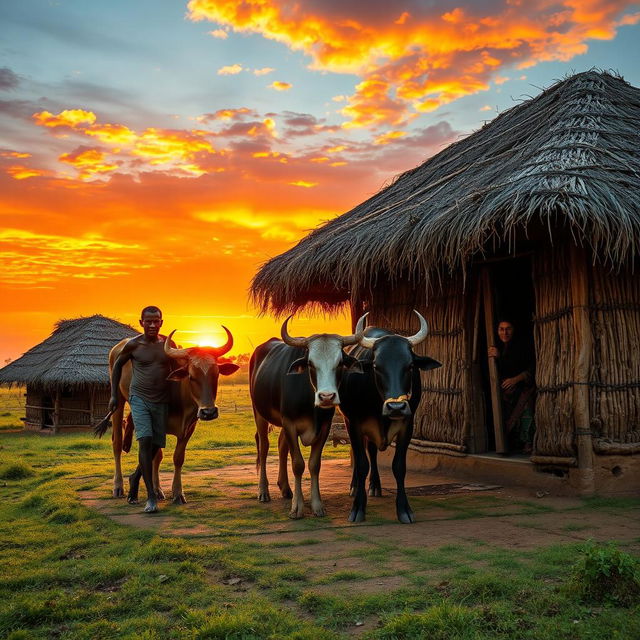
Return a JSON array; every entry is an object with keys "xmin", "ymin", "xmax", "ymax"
[
  {"xmin": 187, "ymin": 0, "xmax": 640, "ymax": 127},
  {"xmin": 6, "ymin": 165, "xmax": 48, "ymax": 180},
  {"xmin": 269, "ymin": 81, "xmax": 292, "ymax": 91},
  {"xmin": 132, "ymin": 129, "xmax": 217, "ymax": 174},
  {"xmin": 33, "ymin": 109, "xmax": 96, "ymax": 128},
  {"xmin": 289, "ymin": 180, "xmax": 317, "ymax": 188},
  {"xmin": 200, "ymin": 107, "xmax": 256, "ymax": 122},
  {"xmin": 1, "ymin": 151, "xmax": 31, "ymax": 159},
  {"xmin": 254, "ymin": 67, "xmax": 275, "ymax": 76},
  {"xmin": 0, "ymin": 228, "xmax": 142, "ymax": 285},
  {"xmin": 59, "ymin": 148, "xmax": 118, "ymax": 179},
  {"xmin": 374, "ymin": 130, "xmax": 407, "ymax": 145},
  {"xmin": 209, "ymin": 28, "xmax": 228, "ymax": 38},
  {"xmin": 85, "ymin": 123, "xmax": 137, "ymax": 145},
  {"xmin": 217, "ymin": 64, "xmax": 243, "ymax": 75}
]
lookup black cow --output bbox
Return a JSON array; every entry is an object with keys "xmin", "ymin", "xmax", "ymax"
[
  {"xmin": 250, "ymin": 318, "xmax": 362, "ymax": 519},
  {"xmin": 339, "ymin": 311, "xmax": 441, "ymax": 523}
]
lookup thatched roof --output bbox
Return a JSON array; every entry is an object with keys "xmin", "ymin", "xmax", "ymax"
[
  {"xmin": 252, "ymin": 70, "xmax": 640, "ymax": 314},
  {"xmin": 0, "ymin": 315, "xmax": 137, "ymax": 387}
]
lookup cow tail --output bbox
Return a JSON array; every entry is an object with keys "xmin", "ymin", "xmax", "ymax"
[{"xmin": 93, "ymin": 411, "xmax": 114, "ymax": 438}]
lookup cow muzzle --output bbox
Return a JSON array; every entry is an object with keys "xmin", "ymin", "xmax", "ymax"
[
  {"xmin": 382, "ymin": 396, "xmax": 411, "ymax": 418},
  {"xmin": 316, "ymin": 391, "xmax": 339, "ymax": 408},
  {"xmin": 198, "ymin": 406, "xmax": 219, "ymax": 421}
]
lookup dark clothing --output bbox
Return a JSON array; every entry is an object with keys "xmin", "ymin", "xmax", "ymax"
[
  {"xmin": 129, "ymin": 338, "xmax": 171, "ymax": 403},
  {"xmin": 496, "ymin": 338, "xmax": 536, "ymax": 451},
  {"xmin": 495, "ymin": 338, "xmax": 533, "ymax": 383}
]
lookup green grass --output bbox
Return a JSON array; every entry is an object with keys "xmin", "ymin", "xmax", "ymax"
[
  {"xmin": 0, "ymin": 386, "xmax": 25, "ymax": 431},
  {"xmin": 0, "ymin": 383, "xmax": 639, "ymax": 638}
]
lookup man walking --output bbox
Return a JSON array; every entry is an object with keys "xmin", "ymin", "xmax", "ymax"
[{"xmin": 109, "ymin": 306, "xmax": 172, "ymax": 513}]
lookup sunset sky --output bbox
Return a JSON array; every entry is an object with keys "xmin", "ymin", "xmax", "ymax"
[{"xmin": 1, "ymin": 0, "xmax": 639, "ymax": 362}]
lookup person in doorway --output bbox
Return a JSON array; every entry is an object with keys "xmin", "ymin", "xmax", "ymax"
[
  {"xmin": 488, "ymin": 320, "xmax": 536, "ymax": 454},
  {"xmin": 108, "ymin": 305, "xmax": 172, "ymax": 513}
]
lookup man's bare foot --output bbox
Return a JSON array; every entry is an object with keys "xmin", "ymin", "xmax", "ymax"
[{"xmin": 143, "ymin": 499, "xmax": 158, "ymax": 513}]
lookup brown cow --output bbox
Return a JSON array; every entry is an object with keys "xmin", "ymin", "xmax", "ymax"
[{"xmin": 105, "ymin": 328, "xmax": 239, "ymax": 502}]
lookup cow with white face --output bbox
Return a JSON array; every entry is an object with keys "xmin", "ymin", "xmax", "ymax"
[{"xmin": 250, "ymin": 318, "xmax": 363, "ymax": 519}]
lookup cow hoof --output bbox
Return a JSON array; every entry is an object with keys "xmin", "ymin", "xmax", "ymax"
[
  {"xmin": 173, "ymin": 494, "xmax": 187, "ymax": 505},
  {"xmin": 143, "ymin": 499, "xmax": 158, "ymax": 513},
  {"xmin": 368, "ymin": 486, "xmax": 382, "ymax": 497},
  {"xmin": 312, "ymin": 507, "xmax": 326, "ymax": 517},
  {"xmin": 156, "ymin": 489, "xmax": 166, "ymax": 500},
  {"xmin": 288, "ymin": 510, "xmax": 304, "ymax": 520},
  {"xmin": 113, "ymin": 487, "xmax": 125, "ymax": 498},
  {"xmin": 258, "ymin": 492, "xmax": 271, "ymax": 503},
  {"xmin": 280, "ymin": 487, "xmax": 293, "ymax": 499},
  {"xmin": 348, "ymin": 486, "xmax": 356, "ymax": 497},
  {"xmin": 348, "ymin": 509, "xmax": 365, "ymax": 523},
  {"xmin": 127, "ymin": 496, "xmax": 139, "ymax": 505},
  {"xmin": 398, "ymin": 511, "xmax": 415, "ymax": 524}
]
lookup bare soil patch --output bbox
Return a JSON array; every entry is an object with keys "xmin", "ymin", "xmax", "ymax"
[{"xmin": 79, "ymin": 457, "xmax": 640, "ymax": 595}]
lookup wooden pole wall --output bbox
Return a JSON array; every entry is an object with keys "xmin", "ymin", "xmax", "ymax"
[
  {"xmin": 569, "ymin": 244, "xmax": 595, "ymax": 495},
  {"xmin": 481, "ymin": 268, "xmax": 506, "ymax": 453}
]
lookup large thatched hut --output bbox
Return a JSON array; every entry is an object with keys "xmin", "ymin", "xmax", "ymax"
[
  {"xmin": 0, "ymin": 315, "xmax": 137, "ymax": 433},
  {"xmin": 252, "ymin": 71, "xmax": 640, "ymax": 495}
]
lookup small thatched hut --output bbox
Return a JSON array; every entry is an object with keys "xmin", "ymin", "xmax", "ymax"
[
  {"xmin": 252, "ymin": 71, "xmax": 640, "ymax": 495},
  {"xmin": 0, "ymin": 315, "xmax": 137, "ymax": 433}
]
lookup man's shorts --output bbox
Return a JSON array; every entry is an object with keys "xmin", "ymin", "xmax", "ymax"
[{"xmin": 128, "ymin": 395, "xmax": 168, "ymax": 448}]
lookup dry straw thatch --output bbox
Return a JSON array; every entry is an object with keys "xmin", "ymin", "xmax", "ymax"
[
  {"xmin": 252, "ymin": 71, "xmax": 640, "ymax": 314},
  {"xmin": 0, "ymin": 315, "xmax": 137, "ymax": 388}
]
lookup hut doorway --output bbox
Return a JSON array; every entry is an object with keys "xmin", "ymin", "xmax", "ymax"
[
  {"xmin": 473, "ymin": 255, "xmax": 536, "ymax": 454},
  {"xmin": 42, "ymin": 394, "xmax": 55, "ymax": 430}
]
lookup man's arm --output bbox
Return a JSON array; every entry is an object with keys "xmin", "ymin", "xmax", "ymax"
[{"xmin": 108, "ymin": 339, "xmax": 137, "ymax": 412}]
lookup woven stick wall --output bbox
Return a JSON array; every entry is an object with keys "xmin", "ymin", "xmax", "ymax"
[
  {"xmin": 590, "ymin": 262, "xmax": 640, "ymax": 451},
  {"xmin": 367, "ymin": 277, "xmax": 466, "ymax": 446},
  {"xmin": 532, "ymin": 245, "xmax": 576, "ymax": 458}
]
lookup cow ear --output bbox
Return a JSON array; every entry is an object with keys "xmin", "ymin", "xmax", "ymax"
[
  {"xmin": 167, "ymin": 365, "xmax": 189, "ymax": 381},
  {"xmin": 342, "ymin": 353, "xmax": 364, "ymax": 374},
  {"xmin": 219, "ymin": 362, "xmax": 240, "ymax": 376},
  {"xmin": 414, "ymin": 355, "xmax": 442, "ymax": 371},
  {"xmin": 286, "ymin": 357, "xmax": 308, "ymax": 375}
]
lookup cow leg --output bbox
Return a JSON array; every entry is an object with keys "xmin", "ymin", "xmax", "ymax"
[
  {"xmin": 111, "ymin": 404, "xmax": 125, "ymax": 497},
  {"xmin": 153, "ymin": 447, "xmax": 165, "ymax": 500},
  {"xmin": 277, "ymin": 428, "xmax": 292, "ymax": 499},
  {"xmin": 284, "ymin": 425, "xmax": 305, "ymax": 519},
  {"xmin": 254, "ymin": 411, "xmax": 271, "ymax": 502},
  {"xmin": 309, "ymin": 425, "xmax": 330, "ymax": 517},
  {"xmin": 367, "ymin": 440, "xmax": 382, "ymax": 497},
  {"xmin": 393, "ymin": 426, "xmax": 415, "ymax": 524},
  {"xmin": 172, "ymin": 423, "xmax": 195, "ymax": 504},
  {"xmin": 348, "ymin": 431, "xmax": 370, "ymax": 523},
  {"xmin": 349, "ymin": 447, "xmax": 357, "ymax": 497}
]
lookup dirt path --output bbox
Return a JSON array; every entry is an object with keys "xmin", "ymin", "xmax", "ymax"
[
  {"xmin": 79, "ymin": 458, "xmax": 640, "ymax": 551},
  {"xmin": 77, "ymin": 458, "xmax": 640, "ymax": 637}
]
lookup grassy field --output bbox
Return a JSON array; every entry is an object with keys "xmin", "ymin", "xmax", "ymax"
[
  {"xmin": 0, "ymin": 386, "xmax": 26, "ymax": 431},
  {"xmin": 1, "ymin": 384, "xmax": 639, "ymax": 639}
]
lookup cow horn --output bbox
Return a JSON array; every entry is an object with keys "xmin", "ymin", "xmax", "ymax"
[
  {"xmin": 210, "ymin": 326, "xmax": 234, "ymax": 357},
  {"xmin": 406, "ymin": 310, "xmax": 429, "ymax": 346},
  {"xmin": 342, "ymin": 312, "xmax": 368, "ymax": 346},
  {"xmin": 355, "ymin": 312, "xmax": 379, "ymax": 349},
  {"xmin": 281, "ymin": 316, "xmax": 308, "ymax": 348},
  {"xmin": 164, "ymin": 330, "xmax": 190, "ymax": 359}
]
